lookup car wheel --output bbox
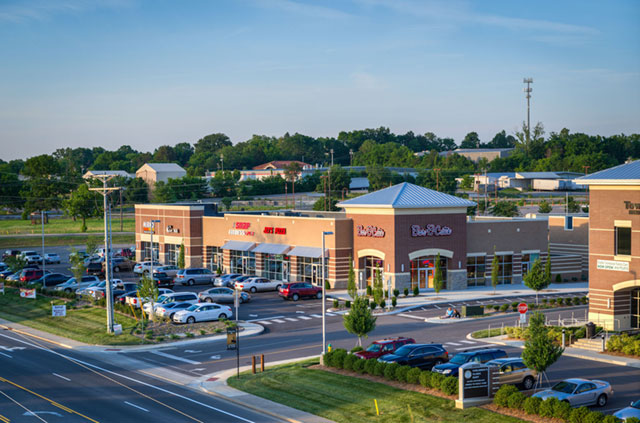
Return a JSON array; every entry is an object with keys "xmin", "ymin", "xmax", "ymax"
[
  {"xmin": 205, "ymin": 298, "xmax": 213, "ymax": 303},
  {"xmin": 522, "ymin": 376, "xmax": 534, "ymax": 390},
  {"xmin": 596, "ymin": 394, "xmax": 607, "ymax": 407},
  {"xmin": 187, "ymin": 316, "xmax": 195, "ymax": 324},
  {"xmin": 169, "ymin": 313, "xmax": 175, "ymax": 320},
  {"xmin": 316, "ymin": 291, "xmax": 322, "ymax": 299},
  {"xmin": 275, "ymin": 284, "xmax": 282, "ymax": 291},
  {"xmin": 219, "ymin": 313, "xmax": 227, "ymax": 320},
  {"xmin": 65, "ymin": 288, "xmax": 71, "ymax": 293},
  {"xmin": 114, "ymin": 266, "xmax": 120, "ymax": 272},
  {"xmin": 250, "ymin": 287, "xmax": 257, "ymax": 293},
  {"xmin": 292, "ymin": 293, "xmax": 300, "ymax": 301},
  {"xmin": 187, "ymin": 279, "xmax": 195, "ymax": 286},
  {"xmin": 434, "ymin": 359, "xmax": 443, "ymax": 365}
]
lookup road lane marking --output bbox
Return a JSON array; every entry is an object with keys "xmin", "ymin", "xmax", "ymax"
[
  {"xmin": 246, "ymin": 315, "xmax": 284, "ymax": 322},
  {"xmin": 0, "ymin": 389, "xmax": 47, "ymax": 423},
  {"xmin": 283, "ymin": 318, "xmax": 298, "ymax": 322},
  {"xmin": 454, "ymin": 345, "xmax": 491, "ymax": 351},
  {"xmin": 433, "ymin": 305, "xmax": 441, "ymax": 310},
  {"xmin": 256, "ymin": 321, "xmax": 272, "ymax": 325},
  {"xmin": 0, "ymin": 414, "xmax": 8, "ymax": 423},
  {"xmin": 210, "ymin": 355, "xmax": 221, "ymax": 360},
  {"xmin": 295, "ymin": 311, "xmax": 305, "ymax": 314},
  {"xmin": 297, "ymin": 316, "xmax": 312, "ymax": 320},
  {"xmin": 444, "ymin": 342, "xmax": 462, "ymax": 346},
  {"xmin": 398, "ymin": 313, "xmax": 428, "ymax": 321},
  {"xmin": 0, "ymin": 352, "xmax": 11, "ymax": 359},
  {"xmin": 271, "ymin": 319, "xmax": 286, "ymax": 323},
  {"xmin": 459, "ymin": 341, "xmax": 476, "ymax": 345},
  {"xmin": 192, "ymin": 368, "xmax": 205, "ymax": 372},
  {"xmin": 249, "ymin": 314, "xmax": 258, "ymax": 317},
  {"xmin": 310, "ymin": 314, "xmax": 322, "ymax": 318},
  {"xmin": 52, "ymin": 373, "xmax": 71, "ymax": 381},
  {"xmin": 124, "ymin": 401, "xmax": 149, "ymax": 412},
  {"xmin": 326, "ymin": 312, "xmax": 336, "ymax": 316},
  {"xmin": 184, "ymin": 350, "xmax": 201, "ymax": 354},
  {"xmin": 151, "ymin": 350, "xmax": 201, "ymax": 365}
]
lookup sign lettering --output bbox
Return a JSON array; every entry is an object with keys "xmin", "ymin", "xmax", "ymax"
[
  {"xmin": 411, "ymin": 224, "xmax": 452, "ymax": 237},
  {"xmin": 233, "ymin": 222, "xmax": 251, "ymax": 229},
  {"xmin": 52, "ymin": 304, "xmax": 66, "ymax": 317},
  {"xmin": 166, "ymin": 225, "xmax": 180, "ymax": 234},
  {"xmin": 461, "ymin": 365, "xmax": 489, "ymax": 399},
  {"xmin": 624, "ymin": 201, "xmax": 640, "ymax": 215},
  {"xmin": 229, "ymin": 222, "xmax": 255, "ymax": 236},
  {"xmin": 356, "ymin": 225, "xmax": 385, "ymax": 238},
  {"xmin": 264, "ymin": 227, "xmax": 287, "ymax": 235},
  {"xmin": 20, "ymin": 288, "xmax": 36, "ymax": 299},
  {"xmin": 597, "ymin": 259, "xmax": 629, "ymax": 272}
]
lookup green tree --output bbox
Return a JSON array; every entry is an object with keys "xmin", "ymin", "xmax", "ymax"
[
  {"xmin": 433, "ymin": 253, "xmax": 443, "ymax": 295},
  {"xmin": 460, "ymin": 132, "xmax": 481, "ymax": 149},
  {"xmin": 544, "ymin": 247, "xmax": 551, "ymax": 287},
  {"xmin": 69, "ymin": 247, "xmax": 86, "ymax": 282},
  {"xmin": 4, "ymin": 255, "xmax": 26, "ymax": 273},
  {"xmin": 490, "ymin": 201, "xmax": 519, "ymax": 217},
  {"xmin": 523, "ymin": 258, "xmax": 549, "ymax": 304},
  {"xmin": 86, "ymin": 237, "xmax": 100, "ymax": 256},
  {"xmin": 284, "ymin": 161, "xmax": 303, "ymax": 207},
  {"xmin": 138, "ymin": 274, "xmax": 159, "ymax": 321},
  {"xmin": 491, "ymin": 249, "xmax": 500, "ymax": 294},
  {"xmin": 221, "ymin": 197, "xmax": 233, "ymax": 210},
  {"xmin": 366, "ymin": 165, "xmax": 392, "ymax": 191},
  {"xmin": 21, "ymin": 154, "xmax": 65, "ymax": 214},
  {"xmin": 152, "ymin": 181, "xmax": 175, "ymax": 203},
  {"xmin": 522, "ymin": 312, "xmax": 564, "ymax": 388},
  {"xmin": 167, "ymin": 176, "xmax": 209, "ymax": 200},
  {"xmin": 177, "ymin": 244, "xmax": 185, "ymax": 269},
  {"xmin": 64, "ymin": 184, "xmax": 100, "ymax": 232},
  {"xmin": 567, "ymin": 196, "xmax": 581, "ymax": 213},
  {"xmin": 373, "ymin": 265, "xmax": 384, "ymax": 305},
  {"xmin": 124, "ymin": 178, "xmax": 149, "ymax": 204},
  {"xmin": 347, "ymin": 258, "xmax": 357, "ymax": 300},
  {"xmin": 342, "ymin": 296, "xmax": 377, "ymax": 346},
  {"xmin": 538, "ymin": 200, "xmax": 552, "ymax": 213},
  {"xmin": 459, "ymin": 174, "xmax": 474, "ymax": 190}
]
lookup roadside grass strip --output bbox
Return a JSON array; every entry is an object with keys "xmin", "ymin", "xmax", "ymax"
[
  {"xmin": 0, "ymin": 234, "xmax": 134, "ymax": 248},
  {"xmin": 0, "ymin": 217, "xmax": 134, "ymax": 235},
  {"xmin": 228, "ymin": 360, "xmax": 524, "ymax": 423}
]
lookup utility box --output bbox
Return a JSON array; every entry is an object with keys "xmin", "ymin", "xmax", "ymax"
[{"xmin": 462, "ymin": 305, "xmax": 484, "ymax": 317}]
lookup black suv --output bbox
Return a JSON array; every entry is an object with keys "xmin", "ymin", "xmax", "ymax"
[
  {"xmin": 378, "ymin": 343, "xmax": 449, "ymax": 370},
  {"xmin": 432, "ymin": 348, "xmax": 507, "ymax": 377}
]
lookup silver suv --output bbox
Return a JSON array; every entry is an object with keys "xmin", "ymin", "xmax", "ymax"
[
  {"xmin": 175, "ymin": 268, "xmax": 215, "ymax": 286},
  {"xmin": 487, "ymin": 357, "xmax": 537, "ymax": 390}
]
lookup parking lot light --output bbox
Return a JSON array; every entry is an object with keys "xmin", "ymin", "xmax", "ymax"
[{"xmin": 322, "ymin": 230, "xmax": 333, "ymax": 356}]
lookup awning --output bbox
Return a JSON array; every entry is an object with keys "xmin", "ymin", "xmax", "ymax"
[
  {"xmin": 221, "ymin": 241, "xmax": 256, "ymax": 251},
  {"xmin": 287, "ymin": 246, "xmax": 326, "ymax": 259},
  {"xmin": 252, "ymin": 243, "xmax": 291, "ymax": 255}
]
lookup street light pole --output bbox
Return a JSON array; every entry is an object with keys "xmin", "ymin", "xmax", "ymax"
[
  {"xmin": 150, "ymin": 219, "xmax": 161, "ymax": 279},
  {"xmin": 321, "ymin": 231, "xmax": 333, "ymax": 356},
  {"xmin": 41, "ymin": 210, "xmax": 45, "ymax": 277}
]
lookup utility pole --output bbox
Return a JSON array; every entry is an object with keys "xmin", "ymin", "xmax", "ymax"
[
  {"xmin": 434, "ymin": 168, "xmax": 441, "ymax": 191},
  {"xmin": 41, "ymin": 210, "xmax": 45, "ymax": 277},
  {"xmin": 119, "ymin": 188, "xmax": 123, "ymax": 232},
  {"xmin": 321, "ymin": 231, "xmax": 333, "ymax": 356},
  {"xmin": 330, "ymin": 149, "xmax": 334, "ymax": 167},
  {"xmin": 89, "ymin": 175, "xmax": 120, "ymax": 334},
  {"xmin": 349, "ymin": 149, "xmax": 353, "ymax": 167},
  {"xmin": 583, "ymin": 165, "xmax": 590, "ymax": 175},
  {"xmin": 220, "ymin": 154, "xmax": 224, "ymax": 172},
  {"xmin": 149, "ymin": 219, "xmax": 160, "ymax": 280},
  {"xmin": 484, "ymin": 168, "xmax": 488, "ymax": 215},
  {"xmin": 523, "ymin": 78, "xmax": 533, "ymax": 143}
]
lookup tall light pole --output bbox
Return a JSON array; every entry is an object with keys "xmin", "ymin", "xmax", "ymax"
[
  {"xmin": 149, "ymin": 219, "xmax": 161, "ymax": 279},
  {"xmin": 330, "ymin": 149, "xmax": 334, "ymax": 167},
  {"xmin": 220, "ymin": 154, "xmax": 224, "ymax": 172},
  {"xmin": 41, "ymin": 210, "xmax": 45, "ymax": 277},
  {"xmin": 321, "ymin": 231, "xmax": 333, "ymax": 356},
  {"xmin": 523, "ymin": 78, "xmax": 533, "ymax": 143}
]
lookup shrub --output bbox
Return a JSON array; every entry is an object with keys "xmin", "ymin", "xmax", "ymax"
[
  {"xmin": 199, "ymin": 329, "xmax": 206, "ymax": 336},
  {"xmin": 332, "ymin": 349, "xmax": 348, "ymax": 369},
  {"xmin": 569, "ymin": 406, "xmax": 591, "ymax": 423},
  {"xmin": 429, "ymin": 373, "xmax": 445, "ymax": 390},
  {"xmin": 157, "ymin": 336, "xmax": 164, "ymax": 342},
  {"xmin": 511, "ymin": 301, "xmax": 519, "ymax": 311},
  {"xmin": 333, "ymin": 299, "xmax": 339, "ymax": 309},
  {"xmin": 395, "ymin": 365, "xmax": 411, "ymax": 382},
  {"xmin": 323, "ymin": 350, "xmax": 335, "ymax": 367},
  {"xmin": 345, "ymin": 300, "xmax": 351, "ymax": 309},
  {"xmin": 626, "ymin": 418, "xmax": 640, "ymax": 423},
  {"xmin": 374, "ymin": 361, "xmax": 387, "ymax": 377},
  {"xmin": 170, "ymin": 334, "xmax": 179, "ymax": 340},
  {"xmin": 391, "ymin": 296, "xmax": 397, "ymax": 308},
  {"xmin": 383, "ymin": 362, "xmax": 400, "ymax": 380},
  {"xmin": 494, "ymin": 384, "xmax": 519, "ymax": 407},
  {"xmin": 602, "ymin": 416, "xmax": 621, "ymax": 423},
  {"xmin": 380, "ymin": 299, "xmax": 386, "ymax": 309},
  {"xmin": 370, "ymin": 301, "xmax": 377, "ymax": 310},
  {"xmin": 350, "ymin": 346, "xmax": 364, "ymax": 353},
  {"xmin": 441, "ymin": 376, "xmax": 458, "ymax": 396},
  {"xmin": 493, "ymin": 305, "xmax": 500, "ymax": 311},
  {"xmin": 549, "ymin": 298, "xmax": 557, "ymax": 305},
  {"xmin": 413, "ymin": 285, "xmax": 419, "ymax": 296},
  {"xmin": 500, "ymin": 304, "xmax": 509, "ymax": 312},
  {"xmin": 581, "ymin": 296, "xmax": 588, "ymax": 304},
  {"xmin": 393, "ymin": 289, "xmax": 400, "ymax": 297},
  {"xmin": 185, "ymin": 332, "xmax": 194, "ymax": 338},
  {"xmin": 366, "ymin": 286, "xmax": 372, "ymax": 296},
  {"xmin": 573, "ymin": 297, "xmax": 582, "ymax": 306},
  {"xmin": 343, "ymin": 354, "xmax": 357, "ymax": 371},
  {"xmin": 406, "ymin": 367, "xmax": 422, "ymax": 384},
  {"xmin": 554, "ymin": 399, "xmax": 572, "ymax": 420},
  {"xmin": 404, "ymin": 288, "xmax": 409, "ymax": 297},
  {"xmin": 325, "ymin": 280, "xmax": 331, "ymax": 290},
  {"xmin": 419, "ymin": 371, "xmax": 432, "ymax": 388},
  {"xmin": 538, "ymin": 397, "xmax": 558, "ymax": 417},
  {"xmin": 352, "ymin": 358, "xmax": 365, "ymax": 373},
  {"xmin": 364, "ymin": 358, "xmax": 377, "ymax": 375},
  {"xmin": 523, "ymin": 396, "xmax": 542, "ymax": 415},
  {"xmin": 584, "ymin": 411, "xmax": 605, "ymax": 423},
  {"xmin": 507, "ymin": 392, "xmax": 526, "ymax": 410},
  {"xmin": 556, "ymin": 274, "xmax": 562, "ymax": 282},
  {"xmin": 542, "ymin": 298, "xmax": 548, "ymax": 305}
]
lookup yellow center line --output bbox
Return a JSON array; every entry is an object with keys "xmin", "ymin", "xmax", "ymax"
[
  {"xmin": 0, "ymin": 376, "xmax": 98, "ymax": 423},
  {"xmin": 0, "ymin": 414, "xmax": 10, "ymax": 423}
]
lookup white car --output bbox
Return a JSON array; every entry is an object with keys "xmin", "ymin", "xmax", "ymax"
[
  {"xmin": 142, "ymin": 292, "xmax": 197, "ymax": 314},
  {"xmin": 55, "ymin": 276, "xmax": 101, "ymax": 293},
  {"xmin": 154, "ymin": 265, "xmax": 180, "ymax": 278},
  {"xmin": 133, "ymin": 261, "xmax": 153, "ymax": 275},
  {"xmin": 155, "ymin": 301, "xmax": 196, "ymax": 320},
  {"xmin": 44, "ymin": 253, "xmax": 61, "ymax": 264},
  {"xmin": 125, "ymin": 288, "xmax": 173, "ymax": 309},
  {"xmin": 172, "ymin": 303, "xmax": 233, "ymax": 324},
  {"xmin": 236, "ymin": 277, "xmax": 282, "ymax": 293},
  {"xmin": 21, "ymin": 251, "xmax": 43, "ymax": 264}
]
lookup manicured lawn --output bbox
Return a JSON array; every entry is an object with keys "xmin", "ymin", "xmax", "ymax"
[
  {"xmin": 228, "ymin": 361, "xmax": 523, "ymax": 423},
  {"xmin": 0, "ymin": 288, "xmax": 144, "ymax": 345},
  {"xmin": 0, "ymin": 234, "xmax": 134, "ymax": 248},
  {"xmin": 471, "ymin": 328, "xmax": 505, "ymax": 338},
  {"xmin": 0, "ymin": 217, "xmax": 134, "ymax": 235}
]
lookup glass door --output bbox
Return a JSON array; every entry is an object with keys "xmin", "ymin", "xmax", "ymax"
[
  {"xmin": 632, "ymin": 289, "xmax": 640, "ymax": 329},
  {"xmin": 419, "ymin": 269, "xmax": 427, "ymax": 289}
]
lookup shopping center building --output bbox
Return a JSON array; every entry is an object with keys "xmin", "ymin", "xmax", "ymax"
[
  {"xmin": 578, "ymin": 160, "xmax": 640, "ymax": 330},
  {"xmin": 135, "ymin": 183, "xmax": 554, "ymax": 292}
]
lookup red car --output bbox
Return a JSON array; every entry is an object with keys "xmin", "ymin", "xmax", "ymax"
[
  {"xmin": 354, "ymin": 337, "xmax": 416, "ymax": 360},
  {"xmin": 19, "ymin": 269, "xmax": 49, "ymax": 282},
  {"xmin": 278, "ymin": 282, "xmax": 322, "ymax": 301}
]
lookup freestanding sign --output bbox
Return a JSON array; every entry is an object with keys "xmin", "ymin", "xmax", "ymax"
[
  {"xmin": 51, "ymin": 304, "xmax": 66, "ymax": 317},
  {"xmin": 518, "ymin": 302, "xmax": 528, "ymax": 324},
  {"xmin": 456, "ymin": 362, "xmax": 494, "ymax": 409},
  {"xmin": 20, "ymin": 288, "xmax": 36, "ymax": 299}
]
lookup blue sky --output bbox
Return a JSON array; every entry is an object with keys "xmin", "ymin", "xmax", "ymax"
[{"xmin": 1, "ymin": 0, "xmax": 638, "ymax": 160}]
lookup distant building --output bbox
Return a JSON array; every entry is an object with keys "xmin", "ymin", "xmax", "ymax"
[
  {"xmin": 83, "ymin": 170, "xmax": 134, "ymax": 180},
  {"xmin": 510, "ymin": 172, "xmax": 585, "ymax": 191},
  {"xmin": 136, "ymin": 163, "xmax": 186, "ymax": 186},
  {"xmin": 252, "ymin": 161, "xmax": 312, "ymax": 171},
  {"xmin": 428, "ymin": 148, "xmax": 515, "ymax": 162}
]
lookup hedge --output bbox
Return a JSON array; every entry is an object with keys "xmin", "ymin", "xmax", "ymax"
[{"xmin": 606, "ymin": 333, "xmax": 640, "ymax": 357}]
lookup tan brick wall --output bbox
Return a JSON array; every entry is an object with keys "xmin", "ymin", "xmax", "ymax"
[{"xmin": 467, "ymin": 219, "xmax": 548, "ymax": 254}]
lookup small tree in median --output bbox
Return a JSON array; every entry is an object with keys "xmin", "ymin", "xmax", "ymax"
[
  {"xmin": 523, "ymin": 258, "xmax": 549, "ymax": 305},
  {"xmin": 69, "ymin": 247, "xmax": 86, "ymax": 282},
  {"xmin": 373, "ymin": 265, "xmax": 384, "ymax": 305},
  {"xmin": 521, "ymin": 312, "xmax": 564, "ymax": 389},
  {"xmin": 4, "ymin": 254, "xmax": 26, "ymax": 273},
  {"xmin": 433, "ymin": 253, "xmax": 443, "ymax": 296},
  {"xmin": 138, "ymin": 274, "xmax": 159, "ymax": 322},
  {"xmin": 177, "ymin": 244, "xmax": 185, "ymax": 269},
  {"xmin": 347, "ymin": 257, "xmax": 357, "ymax": 300},
  {"xmin": 491, "ymin": 248, "xmax": 499, "ymax": 294},
  {"xmin": 343, "ymin": 296, "xmax": 377, "ymax": 347}
]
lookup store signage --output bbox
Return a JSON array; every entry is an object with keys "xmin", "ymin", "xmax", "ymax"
[
  {"xmin": 264, "ymin": 227, "xmax": 286, "ymax": 235},
  {"xmin": 20, "ymin": 288, "xmax": 36, "ymax": 299},
  {"xmin": 228, "ymin": 222, "xmax": 255, "ymax": 236},
  {"xmin": 166, "ymin": 225, "xmax": 180, "ymax": 234},
  {"xmin": 597, "ymin": 259, "xmax": 629, "ymax": 272},
  {"xmin": 411, "ymin": 224, "xmax": 452, "ymax": 237},
  {"xmin": 356, "ymin": 225, "xmax": 385, "ymax": 238},
  {"xmin": 52, "ymin": 304, "xmax": 66, "ymax": 317},
  {"xmin": 624, "ymin": 201, "xmax": 640, "ymax": 215},
  {"xmin": 142, "ymin": 221, "xmax": 155, "ymax": 234},
  {"xmin": 461, "ymin": 363, "xmax": 489, "ymax": 399}
]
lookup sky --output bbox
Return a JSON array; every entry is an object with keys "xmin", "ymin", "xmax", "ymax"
[{"xmin": 0, "ymin": 0, "xmax": 639, "ymax": 160}]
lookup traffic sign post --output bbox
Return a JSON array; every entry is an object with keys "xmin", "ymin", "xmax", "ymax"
[{"xmin": 518, "ymin": 303, "xmax": 528, "ymax": 325}]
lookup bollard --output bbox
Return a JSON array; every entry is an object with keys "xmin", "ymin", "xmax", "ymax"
[
  {"xmin": 260, "ymin": 354, "xmax": 265, "ymax": 372},
  {"xmin": 252, "ymin": 355, "xmax": 256, "ymax": 374},
  {"xmin": 601, "ymin": 334, "xmax": 605, "ymax": 352},
  {"xmin": 562, "ymin": 329, "xmax": 566, "ymax": 347},
  {"xmin": 374, "ymin": 399, "xmax": 379, "ymax": 416}
]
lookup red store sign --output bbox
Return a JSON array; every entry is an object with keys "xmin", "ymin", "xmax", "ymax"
[
  {"xmin": 229, "ymin": 222, "xmax": 255, "ymax": 236},
  {"xmin": 264, "ymin": 227, "xmax": 286, "ymax": 235},
  {"xmin": 357, "ymin": 225, "xmax": 385, "ymax": 238},
  {"xmin": 411, "ymin": 224, "xmax": 452, "ymax": 237}
]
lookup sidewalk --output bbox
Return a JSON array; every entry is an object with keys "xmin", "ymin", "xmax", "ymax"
[
  {"xmin": 199, "ymin": 356, "xmax": 334, "ymax": 423},
  {"xmin": 327, "ymin": 282, "xmax": 588, "ymax": 314},
  {"xmin": 476, "ymin": 334, "xmax": 640, "ymax": 369}
]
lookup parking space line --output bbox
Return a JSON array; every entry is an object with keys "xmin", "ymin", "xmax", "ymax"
[
  {"xmin": 256, "ymin": 321, "xmax": 272, "ymax": 325},
  {"xmin": 326, "ymin": 312, "xmax": 336, "ymax": 316},
  {"xmin": 52, "ymin": 373, "xmax": 71, "ymax": 381},
  {"xmin": 283, "ymin": 318, "xmax": 298, "ymax": 322},
  {"xmin": 459, "ymin": 341, "xmax": 476, "ymax": 345},
  {"xmin": 271, "ymin": 319, "xmax": 286, "ymax": 323},
  {"xmin": 433, "ymin": 304, "xmax": 441, "ymax": 309},
  {"xmin": 0, "ymin": 352, "xmax": 11, "ymax": 359},
  {"xmin": 151, "ymin": 350, "xmax": 201, "ymax": 365},
  {"xmin": 124, "ymin": 401, "xmax": 149, "ymax": 412},
  {"xmin": 454, "ymin": 345, "xmax": 490, "ymax": 351},
  {"xmin": 297, "ymin": 316, "xmax": 312, "ymax": 320},
  {"xmin": 310, "ymin": 314, "xmax": 322, "ymax": 318},
  {"xmin": 444, "ymin": 342, "xmax": 462, "ymax": 346}
]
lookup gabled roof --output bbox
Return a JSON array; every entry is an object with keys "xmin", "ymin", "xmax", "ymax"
[
  {"xmin": 577, "ymin": 160, "xmax": 640, "ymax": 185},
  {"xmin": 83, "ymin": 170, "xmax": 132, "ymax": 179},
  {"xmin": 337, "ymin": 182, "xmax": 476, "ymax": 209},
  {"xmin": 138, "ymin": 163, "xmax": 186, "ymax": 173},
  {"xmin": 252, "ymin": 161, "xmax": 310, "ymax": 170},
  {"xmin": 454, "ymin": 148, "xmax": 514, "ymax": 153}
]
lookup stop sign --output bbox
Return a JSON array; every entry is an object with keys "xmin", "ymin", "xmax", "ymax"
[{"xmin": 518, "ymin": 303, "xmax": 528, "ymax": 314}]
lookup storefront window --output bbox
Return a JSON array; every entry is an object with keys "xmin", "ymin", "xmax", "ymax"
[
  {"xmin": 410, "ymin": 256, "xmax": 447, "ymax": 290},
  {"xmin": 496, "ymin": 254, "xmax": 513, "ymax": 284},
  {"xmin": 230, "ymin": 250, "xmax": 255, "ymax": 275},
  {"xmin": 298, "ymin": 256, "xmax": 328, "ymax": 285},
  {"xmin": 205, "ymin": 246, "xmax": 222, "ymax": 272},
  {"xmin": 521, "ymin": 252, "xmax": 540, "ymax": 275},
  {"xmin": 615, "ymin": 227, "xmax": 631, "ymax": 256},
  {"xmin": 140, "ymin": 241, "xmax": 158, "ymax": 262},
  {"xmin": 165, "ymin": 244, "xmax": 179, "ymax": 266},
  {"xmin": 362, "ymin": 256, "xmax": 384, "ymax": 286},
  {"xmin": 264, "ymin": 254, "xmax": 290, "ymax": 281},
  {"xmin": 466, "ymin": 256, "xmax": 486, "ymax": 287}
]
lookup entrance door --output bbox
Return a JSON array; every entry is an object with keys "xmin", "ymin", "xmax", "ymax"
[
  {"xmin": 632, "ymin": 289, "xmax": 640, "ymax": 329},
  {"xmin": 428, "ymin": 268, "xmax": 435, "ymax": 288},
  {"xmin": 241, "ymin": 257, "xmax": 251, "ymax": 275},
  {"xmin": 419, "ymin": 269, "xmax": 427, "ymax": 289}
]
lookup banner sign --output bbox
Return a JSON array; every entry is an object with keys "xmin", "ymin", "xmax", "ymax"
[
  {"xmin": 52, "ymin": 304, "xmax": 66, "ymax": 317},
  {"xmin": 597, "ymin": 260, "xmax": 629, "ymax": 272},
  {"xmin": 356, "ymin": 225, "xmax": 385, "ymax": 238},
  {"xmin": 411, "ymin": 224, "xmax": 452, "ymax": 237},
  {"xmin": 20, "ymin": 288, "xmax": 36, "ymax": 299}
]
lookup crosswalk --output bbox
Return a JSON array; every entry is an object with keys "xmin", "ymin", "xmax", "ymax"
[
  {"xmin": 252, "ymin": 312, "xmax": 338, "ymax": 325},
  {"xmin": 444, "ymin": 339, "xmax": 491, "ymax": 351}
]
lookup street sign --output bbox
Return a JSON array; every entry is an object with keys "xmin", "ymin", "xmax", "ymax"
[
  {"xmin": 520, "ymin": 313, "xmax": 527, "ymax": 324},
  {"xmin": 518, "ymin": 303, "xmax": 528, "ymax": 314},
  {"xmin": 51, "ymin": 304, "xmax": 66, "ymax": 317}
]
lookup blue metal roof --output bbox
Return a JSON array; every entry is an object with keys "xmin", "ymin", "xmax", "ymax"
[
  {"xmin": 337, "ymin": 183, "xmax": 476, "ymax": 209},
  {"xmin": 578, "ymin": 160, "xmax": 640, "ymax": 182}
]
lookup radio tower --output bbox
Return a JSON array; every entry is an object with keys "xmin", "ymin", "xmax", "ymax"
[{"xmin": 523, "ymin": 78, "xmax": 533, "ymax": 142}]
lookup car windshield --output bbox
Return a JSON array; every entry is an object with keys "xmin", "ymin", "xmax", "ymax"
[
  {"xmin": 157, "ymin": 295, "xmax": 168, "ymax": 302},
  {"xmin": 366, "ymin": 344, "xmax": 382, "ymax": 352},
  {"xmin": 449, "ymin": 354, "xmax": 470, "ymax": 365},
  {"xmin": 392, "ymin": 346, "xmax": 413, "ymax": 357},
  {"xmin": 552, "ymin": 381, "xmax": 577, "ymax": 394},
  {"xmin": 186, "ymin": 305, "xmax": 199, "ymax": 311},
  {"xmin": 631, "ymin": 400, "xmax": 640, "ymax": 409},
  {"xmin": 163, "ymin": 302, "xmax": 177, "ymax": 308}
]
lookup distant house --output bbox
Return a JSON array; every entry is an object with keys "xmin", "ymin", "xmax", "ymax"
[
  {"xmin": 511, "ymin": 171, "xmax": 585, "ymax": 191},
  {"xmin": 252, "ymin": 161, "xmax": 312, "ymax": 171},
  {"xmin": 211, "ymin": 160, "xmax": 313, "ymax": 182},
  {"xmin": 83, "ymin": 170, "xmax": 134, "ymax": 180},
  {"xmin": 426, "ymin": 148, "xmax": 515, "ymax": 162},
  {"xmin": 136, "ymin": 163, "xmax": 186, "ymax": 185}
]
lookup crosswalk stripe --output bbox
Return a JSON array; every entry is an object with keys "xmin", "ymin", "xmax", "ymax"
[
  {"xmin": 284, "ymin": 317, "xmax": 298, "ymax": 322},
  {"xmin": 257, "ymin": 321, "xmax": 272, "ymax": 325},
  {"xmin": 326, "ymin": 312, "xmax": 336, "ymax": 316},
  {"xmin": 297, "ymin": 316, "xmax": 312, "ymax": 320},
  {"xmin": 459, "ymin": 340, "xmax": 476, "ymax": 344},
  {"xmin": 271, "ymin": 319, "xmax": 286, "ymax": 323},
  {"xmin": 445, "ymin": 342, "xmax": 462, "ymax": 346},
  {"xmin": 454, "ymin": 345, "xmax": 490, "ymax": 351},
  {"xmin": 433, "ymin": 304, "xmax": 441, "ymax": 309},
  {"xmin": 310, "ymin": 314, "xmax": 322, "ymax": 318}
]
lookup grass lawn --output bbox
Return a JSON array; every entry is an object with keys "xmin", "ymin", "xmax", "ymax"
[
  {"xmin": 471, "ymin": 328, "xmax": 505, "ymax": 338},
  {"xmin": 0, "ymin": 217, "xmax": 134, "ymax": 235},
  {"xmin": 0, "ymin": 287, "xmax": 144, "ymax": 345},
  {"xmin": 228, "ymin": 361, "xmax": 523, "ymax": 423},
  {"xmin": 0, "ymin": 234, "xmax": 134, "ymax": 248}
]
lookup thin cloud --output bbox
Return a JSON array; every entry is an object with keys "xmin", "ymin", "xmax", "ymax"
[
  {"xmin": 254, "ymin": 0, "xmax": 352, "ymax": 19},
  {"xmin": 0, "ymin": 0, "xmax": 132, "ymax": 23}
]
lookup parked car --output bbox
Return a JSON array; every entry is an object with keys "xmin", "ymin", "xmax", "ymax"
[
  {"xmin": 378, "ymin": 343, "xmax": 449, "ymax": 370},
  {"xmin": 486, "ymin": 358, "xmax": 537, "ymax": 390},
  {"xmin": 149, "ymin": 272, "xmax": 174, "ymax": 288},
  {"xmin": 55, "ymin": 276, "xmax": 101, "ymax": 293},
  {"xmin": 614, "ymin": 399, "xmax": 640, "ymax": 421},
  {"xmin": 154, "ymin": 265, "xmax": 180, "ymax": 278},
  {"xmin": 133, "ymin": 261, "xmax": 152, "ymax": 275},
  {"xmin": 236, "ymin": 277, "xmax": 281, "ymax": 293},
  {"xmin": 213, "ymin": 273, "xmax": 241, "ymax": 287},
  {"xmin": 75, "ymin": 281, "xmax": 102, "ymax": 296},
  {"xmin": 44, "ymin": 253, "xmax": 61, "ymax": 264},
  {"xmin": 532, "ymin": 378, "xmax": 613, "ymax": 407},
  {"xmin": 86, "ymin": 262, "xmax": 105, "ymax": 276},
  {"xmin": 354, "ymin": 337, "xmax": 416, "ymax": 360},
  {"xmin": 432, "ymin": 348, "xmax": 508, "ymax": 377},
  {"xmin": 199, "ymin": 287, "xmax": 250, "ymax": 304},
  {"xmin": 19, "ymin": 268, "xmax": 50, "ymax": 282},
  {"xmin": 21, "ymin": 251, "xmax": 43, "ymax": 264},
  {"xmin": 2, "ymin": 250, "xmax": 21, "ymax": 260},
  {"xmin": 278, "ymin": 282, "xmax": 322, "ymax": 301},
  {"xmin": 172, "ymin": 303, "xmax": 233, "ymax": 324},
  {"xmin": 84, "ymin": 280, "xmax": 123, "ymax": 298},
  {"xmin": 83, "ymin": 255, "xmax": 103, "ymax": 266},
  {"xmin": 156, "ymin": 301, "xmax": 196, "ymax": 320},
  {"xmin": 6, "ymin": 271, "xmax": 22, "ymax": 281},
  {"xmin": 69, "ymin": 251, "xmax": 89, "ymax": 261},
  {"xmin": 0, "ymin": 267, "xmax": 14, "ymax": 278},
  {"xmin": 175, "ymin": 268, "xmax": 215, "ymax": 286},
  {"xmin": 28, "ymin": 273, "xmax": 71, "ymax": 288},
  {"xmin": 116, "ymin": 248, "xmax": 134, "ymax": 259},
  {"xmin": 93, "ymin": 288, "xmax": 128, "ymax": 300},
  {"xmin": 124, "ymin": 288, "xmax": 173, "ymax": 309},
  {"xmin": 116, "ymin": 290, "xmax": 138, "ymax": 305},
  {"xmin": 106, "ymin": 257, "xmax": 135, "ymax": 273},
  {"xmin": 143, "ymin": 292, "xmax": 199, "ymax": 314}
]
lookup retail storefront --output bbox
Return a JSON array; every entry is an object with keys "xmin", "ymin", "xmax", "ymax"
[{"xmin": 135, "ymin": 183, "xmax": 548, "ymax": 290}]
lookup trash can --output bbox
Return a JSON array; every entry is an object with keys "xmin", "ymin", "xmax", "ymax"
[
  {"xmin": 585, "ymin": 322, "xmax": 596, "ymax": 338},
  {"xmin": 226, "ymin": 327, "xmax": 237, "ymax": 350}
]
